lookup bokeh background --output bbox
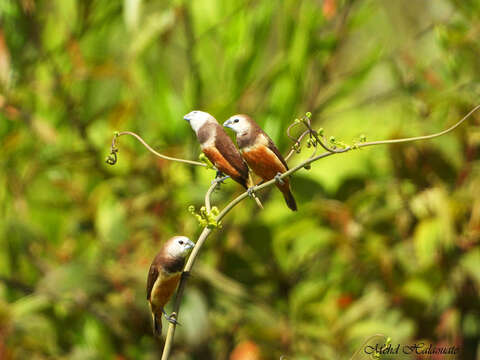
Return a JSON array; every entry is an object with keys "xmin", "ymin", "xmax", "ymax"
[{"xmin": 1, "ymin": 0, "xmax": 479, "ymax": 359}]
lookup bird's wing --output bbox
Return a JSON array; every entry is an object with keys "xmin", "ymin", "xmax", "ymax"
[
  {"xmin": 265, "ymin": 135, "xmax": 289, "ymax": 170},
  {"xmin": 146, "ymin": 264, "xmax": 159, "ymax": 300},
  {"xmin": 203, "ymin": 146, "xmax": 248, "ymax": 187},
  {"xmin": 214, "ymin": 126, "xmax": 250, "ymax": 179}
]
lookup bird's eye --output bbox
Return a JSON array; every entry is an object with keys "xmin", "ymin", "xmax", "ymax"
[
  {"xmin": 179, "ymin": 240, "xmax": 184, "ymax": 245},
  {"xmin": 234, "ymin": 118, "xmax": 239, "ymax": 123}
]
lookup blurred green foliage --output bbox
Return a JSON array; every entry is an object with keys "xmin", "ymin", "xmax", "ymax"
[{"xmin": 1, "ymin": 0, "xmax": 480, "ymax": 359}]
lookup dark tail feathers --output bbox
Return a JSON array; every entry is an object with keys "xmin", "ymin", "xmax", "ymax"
[
  {"xmin": 153, "ymin": 314, "xmax": 162, "ymax": 337},
  {"xmin": 282, "ymin": 188, "xmax": 297, "ymax": 211}
]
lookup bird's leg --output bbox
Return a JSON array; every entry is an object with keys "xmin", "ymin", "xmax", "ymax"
[
  {"xmin": 211, "ymin": 175, "xmax": 229, "ymax": 186},
  {"xmin": 162, "ymin": 309, "xmax": 181, "ymax": 326},
  {"xmin": 215, "ymin": 170, "xmax": 224, "ymax": 179},
  {"xmin": 274, "ymin": 172, "xmax": 285, "ymax": 185},
  {"xmin": 247, "ymin": 187, "xmax": 256, "ymax": 197}
]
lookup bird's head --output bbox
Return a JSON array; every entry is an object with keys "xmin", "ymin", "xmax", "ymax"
[
  {"xmin": 223, "ymin": 114, "xmax": 251, "ymax": 135},
  {"xmin": 165, "ymin": 236, "xmax": 195, "ymax": 259},
  {"xmin": 184, "ymin": 110, "xmax": 215, "ymax": 132}
]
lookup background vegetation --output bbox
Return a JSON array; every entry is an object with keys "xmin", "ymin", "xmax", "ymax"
[{"xmin": 1, "ymin": 0, "xmax": 479, "ymax": 359}]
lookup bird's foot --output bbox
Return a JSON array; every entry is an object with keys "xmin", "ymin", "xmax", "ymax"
[
  {"xmin": 211, "ymin": 175, "xmax": 229, "ymax": 186},
  {"xmin": 247, "ymin": 187, "xmax": 256, "ymax": 197},
  {"xmin": 215, "ymin": 170, "xmax": 225, "ymax": 179},
  {"xmin": 163, "ymin": 310, "xmax": 181, "ymax": 326},
  {"xmin": 274, "ymin": 172, "xmax": 285, "ymax": 185}
]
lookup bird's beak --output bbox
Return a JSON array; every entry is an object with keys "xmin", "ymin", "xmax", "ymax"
[
  {"xmin": 183, "ymin": 115, "xmax": 190, "ymax": 122},
  {"xmin": 186, "ymin": 239, "xmax": 195, "ymax": 250},
  {"xmin": 223, "ymin": 119, "xmax": 233, "ymax": 129}
]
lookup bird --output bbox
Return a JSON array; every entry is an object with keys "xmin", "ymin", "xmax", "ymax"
[
  {"xmin": 184, "ymin": 110, "xmax": 263, "ymax": 208},
  {"xmin": 223, "ymin": 114, "xmax": 297, "ymax": 211},
  {"xmin": 146, "ymin": 235, "xmax": 195, "ymax": 337}
]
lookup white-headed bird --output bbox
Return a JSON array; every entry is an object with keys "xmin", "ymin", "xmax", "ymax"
[
  {"xmin": 184, "ymin": 110, "xmax": 253, "ymax": 189},
  {"xmin": 184, "ymin": 110, "xmax": 263, "ymax": 208},
  {"xmin": 147, "ymin": 236, "xmax": 195, "ymax": 337},
  {"xmin": 223, "ymin": 114, "xmax": 297, "ymax": 211}
]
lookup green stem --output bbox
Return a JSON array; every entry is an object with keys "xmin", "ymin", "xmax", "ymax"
[{"xmin": 116, "ymin": 131, "xmax": 206, "ymax": 167}]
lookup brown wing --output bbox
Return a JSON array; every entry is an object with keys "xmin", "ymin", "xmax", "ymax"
[
  {"xmin": 242, "ymin": 144, "xmax": 288, "ymax": 180},
  {"xmin": 265, "ymin": 135, "xmax": 289, "ymax": 170},
  {"xmin": 146, "ymin": 264, "xmax": 159, "ymax": 300},
  {"xmin": 203, "ymin": 146, "xmax": 249, "ymax": 188},
  {"xmin": 240, "ymin": 115, "xmax": 289, "ymax": 170},
  {"xmin": 214, "ymin": 124, "xmax": 250, "ymax": 180}
]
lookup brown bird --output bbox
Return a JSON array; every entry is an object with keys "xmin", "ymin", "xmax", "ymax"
[
  {"xmin": 184, "ymin": 110, "xmax": 253, "ymax": 188},
  {"xmin": 146, "ymin": 236, "xmax": 195, "ymax": 337},
  {"xmin": 223, "ymin": 115, "xmax": 297, "ymax": 211},
  {"xmin": 184, "ymin": 110, "xmax": 263, "ymax": 208}
]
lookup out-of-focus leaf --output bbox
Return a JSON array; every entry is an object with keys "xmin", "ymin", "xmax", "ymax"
[
  {"xmin": 11, "ymin": 294, "xmax": 50, "ymax": 317},
  {"xmin": 124, "ymin": 0, "xmax": 142, "ymax": 32},
  {"xmin": 176, "ymin": 288, "xmax": 209, "ymax": 346},
  {"xmin": 129, "ymin": 9, "xmax": 175, "ymax": 56},
  {"xmin": 413, "ymin": 218, "xmax": 441, "ymax": 268},
  {"xmin": 36, "ymin": 263, "xmax": 106, "ymax": 301},
  {"xmin": 460, "ymin": 248, "xmax": 480, "ymax": 286},
  {"xmin": 272, "ymin": 219, "xmax": 332, "ymax": 273},
  {"xmin": 96, "ymin": 196, "xmax": 128, "ymax": 245},
  {"xmin": 402, "ymin": 278, "xmax": 434, "ymax": 304}
]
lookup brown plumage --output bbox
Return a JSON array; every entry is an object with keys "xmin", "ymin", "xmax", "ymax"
[
  {"xmin": 198, "ymin": 122, "xmax": 251, "ymax": 188},
  {"xmin": 185, "ymin": 110, "xmax": 263, "ymax": 208},
  {"xmin": 223, "ymin": 114, "xmax": 297, "ymax": 211},
  {"xmin": 184, "ymin": 111, "xmax": 253, "ymax": 188},
  {"xmin": 147, "ymin": 236, "xmax": 194, "ymax": 337}
]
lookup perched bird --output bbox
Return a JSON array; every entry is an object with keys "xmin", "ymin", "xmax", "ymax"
[
  {"xmin": 184, "ymin": 110, "xmax": 253, "ymax": 188},
  {"xmin": 223, "ymin": 114, "xmax": 297, "ymax": 211},
  {"xmin": 184, "ymin": 110, "xmax": 263, "ymax": 208},
  {"xmin": 147, "ymin": 236, "xmax": 195, "ymax": 337}
]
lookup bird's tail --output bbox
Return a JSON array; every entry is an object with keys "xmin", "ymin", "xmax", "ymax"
[
  {"xmin": 153, "ymin": 313, "xmax": 162, "ymax": 338},
  {"xmin": 277, "ymin": 180, "xmax": 297, "ymax": 211},
  {"xmin": 247, "ymin": 173, "xmax": 264, "ymax": 209}
]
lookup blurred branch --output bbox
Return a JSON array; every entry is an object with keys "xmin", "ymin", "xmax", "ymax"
[
  {"xmin": 312, "ymin": 11, "xmax": 456, "ymax": 116},
  {"xmin": 106, "ymin": 131, "xmax": 206, "ymax": 167},
  {"xmin": 160, "ymin": 104, "xmax": 480, "ymax": 359},
  {"xmin": 0, "ymin": 276, "xmax": 33, "ymax": 294},
  {"xmin": 182, "ymin": 4, "xmax": 203, "ymax": 107}
]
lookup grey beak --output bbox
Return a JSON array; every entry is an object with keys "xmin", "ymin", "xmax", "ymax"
[
  {"xmin": 186, "ymin": 240, "xmax": 195, "ymax": 250},
  {"xmin": 223, "ymin": 119, "xmax": 233, "ymax": 129},
  {"xmin": 184, "ymin": 115, "xmax": 190, "ymax": 122}
]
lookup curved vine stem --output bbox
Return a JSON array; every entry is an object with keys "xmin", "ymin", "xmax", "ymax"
[
  {"xmin": 205, "ymin": 179, "xmax": 221, "ymax": 214},
  {"xmin": 160, "ymin": 104, "xmax": 480, "ymax": 359},
  {"xmin": 106, "ymin": 131, "xmax": 206, "ymax": 167},
  {"xmin": 358, "ymin": 104, "xmax": 480, "ymax": 147}
]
